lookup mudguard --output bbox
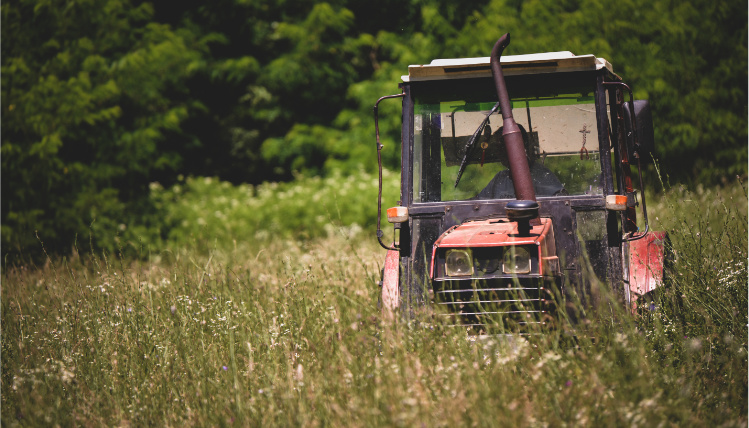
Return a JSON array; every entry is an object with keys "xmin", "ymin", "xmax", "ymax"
[
  {"xmin": 381, "ymin": 248, "xmax": 400, "ymax": 318},
  {"xmin": 629, "ymin": 231, "xmax": 667, "ymax": 301}
]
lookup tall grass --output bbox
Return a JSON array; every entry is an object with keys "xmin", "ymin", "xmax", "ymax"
[{"xmin": 2, "ymin": 179, "xmax": 746, "ymax": 426}]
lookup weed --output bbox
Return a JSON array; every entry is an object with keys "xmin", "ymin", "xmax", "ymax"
[{"xmin": 1, "ymin": 180, "xmax": 746, "ymax": 426}]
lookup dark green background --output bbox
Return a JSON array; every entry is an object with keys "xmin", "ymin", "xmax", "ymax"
[{"xmin": 2, "ymin": 0, "xmax": 746, "ymax": 257}]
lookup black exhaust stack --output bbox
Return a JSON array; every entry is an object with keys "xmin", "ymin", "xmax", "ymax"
[
  {"xmin": 491, "ymin": 34, "xmax": 539, "ymax": 232},
  {"xmin": 491, "ymin": 34, "xmax": 536, "ymax": 203}
]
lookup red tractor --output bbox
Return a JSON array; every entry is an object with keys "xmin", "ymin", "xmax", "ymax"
[{"xmin": 374, "ymin": 34, "xmax": 666, "ymax": 329}]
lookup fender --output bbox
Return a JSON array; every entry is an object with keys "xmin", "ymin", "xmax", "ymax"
[
  {"xmin": 381, "ymin": 248, "xmax": 400, "ymax": 318},
  {"xmin": 629, "ymin": 231, "xmax": 667, "ymax": 303}
]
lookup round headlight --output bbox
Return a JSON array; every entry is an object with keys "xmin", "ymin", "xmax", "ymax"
[
  {"xmin": 445, "ymin": 249, "xmax": 473, "ymax": 277},
  {"xmin": 503, "ymin": 246, "xmax": 531, "ymax": 274}
]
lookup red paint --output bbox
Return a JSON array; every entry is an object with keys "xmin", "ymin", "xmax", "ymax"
[
  {"xmin": 430, "ymin": 217, "xmax": 559, "ymax": 278},
  {"xmin": 433, "ymin": 217, "xmax": 553, "ymax": 246},
  {"xmin": 381, "ymin": 248, "xmax": 400, "ymax": 318},
  {"xmin": 629, "ymin": 231, "xmax": 666, "ymax": 297}
]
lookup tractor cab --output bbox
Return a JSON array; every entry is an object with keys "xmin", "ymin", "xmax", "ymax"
[{"xmin": 375, "ymin": 35, "xmax": 665, "ymax": 329}]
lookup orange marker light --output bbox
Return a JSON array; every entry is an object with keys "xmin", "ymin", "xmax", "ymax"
[
  {"xmin": 387, "ymin": 206, "xmax": 409, "ymax": 223},
  {"xmin": 605, "ymin": 195, "xmax": 628, "ymax": 211}
]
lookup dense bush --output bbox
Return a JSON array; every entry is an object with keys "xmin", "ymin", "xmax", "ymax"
[
  {"xmin": 127, "ymin": 169, "xmax": 401, "ymax": 255},
  {"xmin": 2, "ymin": 0, "xmax": 746, "ymax": 258}
]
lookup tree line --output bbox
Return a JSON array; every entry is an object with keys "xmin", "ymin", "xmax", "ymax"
[{"xmin": 2, "ymin": 0, "xmax": 746, "ymax": 258}]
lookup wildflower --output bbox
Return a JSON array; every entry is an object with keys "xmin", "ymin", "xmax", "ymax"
[
  {"xmin": 222, "ymin": 366, "xmax": 228, "ymax": 371},
  {"xmin": 61, "ymin": 368, "xmax": 75, "ymax": 384},
  {"xmin": 566, "ymin": 380, "xmax": 573, "ymax": 387}
]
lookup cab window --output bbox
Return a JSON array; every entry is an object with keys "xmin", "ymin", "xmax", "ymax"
[{"xmin": 412, "ymin": 74, "xmax": 604, "ymax": 203}]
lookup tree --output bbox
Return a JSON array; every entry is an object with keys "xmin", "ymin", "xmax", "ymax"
[
  {"xmin": 1, "ymin": 0, "xmax": 211, "ymax": 257},
  {"xmin": 2, "ymin": 0, "xmax": 745, "ymax": 259}
]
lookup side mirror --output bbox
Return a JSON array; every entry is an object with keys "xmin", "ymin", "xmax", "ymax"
[{"xmin": 622, "ymin": 100, "xmax": 655, "ymax": 162}]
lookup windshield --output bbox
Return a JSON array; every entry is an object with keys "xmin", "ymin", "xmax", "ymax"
[{"xmin": 412, "ymin": 74, "xmax": 604, "ymax": 203}]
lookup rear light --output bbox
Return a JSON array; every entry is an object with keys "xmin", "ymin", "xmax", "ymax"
[
  {"xmin": 605, "ymin": 195, "xmax": 628, "ymax": 211},
  {"xmin": 387, "ymin": 206, "xmax": 408, "ymax": 223}
]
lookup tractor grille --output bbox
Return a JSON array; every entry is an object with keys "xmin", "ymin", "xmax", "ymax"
[{"xmin": 432, "ymin": 278, "xmax": 553, "ymax": 332}]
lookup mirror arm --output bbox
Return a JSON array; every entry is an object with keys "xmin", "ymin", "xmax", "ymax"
[
  {"xmin": 625, "ymin": 151, "xmax": 650, "ymax": 241},
  {"xmin": 603, "ymin": 82, "xmax": 649, "ymax": 241},
  {"xmin": 374, "ymin": 92, "xmax": 405, "ymax": 251},
  {"xmin": 603, "ymin": 82, "xmax": 640, "ymax": 152}
]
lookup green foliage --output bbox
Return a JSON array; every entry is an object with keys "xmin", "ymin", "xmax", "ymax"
[
  {"xmin": 145, "ymin": 169, "xmax": 400, "ymax": 252},
  {"xmin": 1, "ymin": 0, "xmax": 213, "ymax": 258},
  {"xmin": 2, "ymin": 0, "xmax": 746, "ymax": 258},
  {"xmin": 248, "ymin": 0, "xmax": 747, "ymax": 184}
]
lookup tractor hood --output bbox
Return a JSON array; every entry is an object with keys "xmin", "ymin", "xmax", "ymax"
[
  {"xmin": 429, "ymin": 217, "xmax": 560, "ymax": 279},
  {"xmin": 433, "ymin": 218, "xmax": 553, "ymax": 248}
]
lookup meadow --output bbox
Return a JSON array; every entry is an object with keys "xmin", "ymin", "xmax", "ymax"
[{"xmin": 2, "ymin": 174, "xmax": 747, "ymax": 426}]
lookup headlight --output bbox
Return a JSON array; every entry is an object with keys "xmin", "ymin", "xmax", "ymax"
[
  {"xmin": 445, "ymin": 249, "xmax": 473, "ymax": 276},
  {"xmin": 503, "ymin": 246, "xmax": 531, "ymax": 274}
]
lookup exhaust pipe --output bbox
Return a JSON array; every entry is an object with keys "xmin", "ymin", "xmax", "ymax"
[{"xmin": 491, "ymin": 34, "xmax": 536, "ymax": 203}]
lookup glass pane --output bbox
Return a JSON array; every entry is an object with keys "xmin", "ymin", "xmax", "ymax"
[{"xmin": 412, "ymin": 76, "xmax": 605, "ymax": 203}]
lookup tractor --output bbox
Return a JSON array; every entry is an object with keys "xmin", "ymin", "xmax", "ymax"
[{"xmin": 374, "ymin": 34, "xmax": 666, "ymax": 330}]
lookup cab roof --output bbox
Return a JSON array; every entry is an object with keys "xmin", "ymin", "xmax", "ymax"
[{"xmin": 403, "ymin": 51, "xmax": 614, "ymax": 82}]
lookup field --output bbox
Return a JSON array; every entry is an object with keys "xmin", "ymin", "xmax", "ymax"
[{"xmin": 2, "ymin": 176, "xmax": 747, "ymax": 426}]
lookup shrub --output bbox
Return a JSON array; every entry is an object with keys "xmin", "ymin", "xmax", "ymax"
[{"xmin": 143, "ymin": 169, "xmax": 401, "ymax": 253}]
